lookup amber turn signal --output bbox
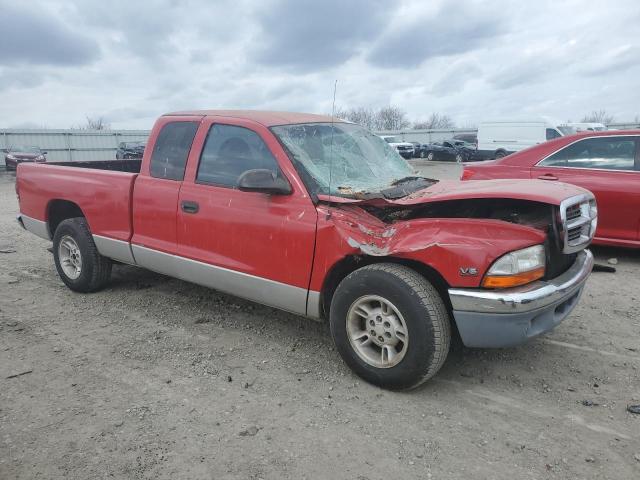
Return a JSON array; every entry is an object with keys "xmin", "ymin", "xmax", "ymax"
[{"xmin": 481, "ymin": 266, "xmax": 545, "ymax": 288}]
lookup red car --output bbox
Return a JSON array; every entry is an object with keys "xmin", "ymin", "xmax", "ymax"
[
  {"xmin": 16, "ymin": 110, "xmax": 595, "ymax": 390},
  {"xmin": 4, "ymin": 145, "xmax": 47, "ymax": 170},
  {"xmin": 462, "ymin": 130, "xmax": 640, "ymax": 248}
]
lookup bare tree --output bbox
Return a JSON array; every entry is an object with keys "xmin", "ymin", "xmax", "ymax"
[
  {"xmin": 333, "ymin": 105, "xmax": 412, "ymax": 131},
  {"xmin": 347, "ymin": 107, "xmax": 377, "ymax": 130},
  {"xmin": 581, "ymin": 110, "xmax": 615, "ymax": 125},
  {"xmin": 334, "ymin": 106, "xmax": 377, "ymax": 130},
  {"xmin": 373, "ymin": 106, "xmax": 410, "ymax": 131},
  {"xmin": 82, "ymin": 116, "xmax": 110, "ymax": 130},
  {"xmin": 413, "ymin": 113, "xmax": 455, "ymax": 130}
]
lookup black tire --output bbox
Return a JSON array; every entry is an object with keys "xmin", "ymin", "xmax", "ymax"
[
  {"xmin": 494, "ymin": 150, "xmax": 506, "ymax": 158},
  {"xmin": 455, "ymin": 153, "xmax": 463, "ymax": 163},
  {"xmin": 52, "ymin": 217, "xmax": 112, "ymax": 293},
  {"xmin": 426, "ymin": 152, "xmax": 434, "ymax": 161},
  {"xmin": 419, "ymin": 150, "xmax": 425, "ymax": 158},
  {"xmin": 330, "ymin": 263, "xmax": 451, "ymax": 390}
]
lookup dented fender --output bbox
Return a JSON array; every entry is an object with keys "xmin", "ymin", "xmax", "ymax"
[{"xmin": 308, "ymin": 204, "xmax": 547, "ymax": 292}]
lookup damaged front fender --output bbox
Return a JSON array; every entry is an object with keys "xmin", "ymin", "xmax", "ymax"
[{"xmin": 308, "ymin": 203, "xmax": 548, "ymax": 292}]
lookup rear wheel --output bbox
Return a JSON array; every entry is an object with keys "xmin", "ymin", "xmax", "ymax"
[
  {"xmin": 426, "ymin": 152, "xmax": 434, "ymax": 161},
  {"xmin": 455, "ymin": 153, "xmax": 463, "ymax": 163},
  {"xmin": 53, "ymin": 217, "xmax": 112, "ymax": 292},
  {"xmin": 494, "ymin": 150, "xmax": 506, "ymax": 158},
  {"xmin": 419, "ymin": 150, "xmax": 425, "ymax": 158},
  {"xmin": 330, "ymin": 264, "xmax": 451, "ymax": 390}
]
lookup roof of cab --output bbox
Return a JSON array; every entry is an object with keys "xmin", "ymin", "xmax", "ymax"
[{"xmin": 163, "ymin": 110, "xmax": 344, "ymax": 127}]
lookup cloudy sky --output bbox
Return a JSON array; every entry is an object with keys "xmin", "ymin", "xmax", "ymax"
[{"xmin": 1, "ymin": 0, "xmax": 638, "ymax": 129}]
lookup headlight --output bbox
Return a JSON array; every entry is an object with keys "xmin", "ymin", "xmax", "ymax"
[
  {"xmin": 6, "ymin": 154, "xmax": 17, "ymax": 160},
  {"xmin": 482, "ymin": 244, "xmax": 545, "ymax": 288}
]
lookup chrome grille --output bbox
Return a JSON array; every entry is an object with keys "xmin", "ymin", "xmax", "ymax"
[
  {"xmin": 560, "ymin": 194, "xmax": 597, "ymax": 254},
  {"xmin": 567, "ymin": 227, "xmax": 582, "ymax": 242},
  {"xmin": 566, "ymin": 204, "xmax": 581, "ymax": 222}
]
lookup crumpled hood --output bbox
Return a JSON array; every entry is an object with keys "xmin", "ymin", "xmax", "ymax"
[
  {"xmin": 318, "ymin": 179, "xmax": 590, "ymax": 207},
  {"xmin": 402, "ymin": 179, "xmax": 588, "ymax": 205}
]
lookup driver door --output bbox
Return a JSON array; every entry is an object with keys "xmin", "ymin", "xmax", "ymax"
[{"xmin": 176, "ymin": 118, "xmax": 318, "ymax": 315}]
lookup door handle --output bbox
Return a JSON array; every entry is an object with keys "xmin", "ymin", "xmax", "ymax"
[
  {"xmin": 537, "ymin": 174, "xmax": 558, "ymax": 181},
  {"xmin": 181, "ymin": 200, "xmax": 199, "ymax": 214}
]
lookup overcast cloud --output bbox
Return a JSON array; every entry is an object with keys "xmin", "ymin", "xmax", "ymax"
[{"xmin": 0, "ymin": 0, "xmax": 638, "ymax": 129}]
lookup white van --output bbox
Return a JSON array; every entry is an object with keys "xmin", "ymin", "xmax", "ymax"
[{"xmin": 477, "ymin": 120, "xmax": 564, "ymax": 159}]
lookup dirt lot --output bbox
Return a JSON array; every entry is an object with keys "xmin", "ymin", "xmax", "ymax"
[{"xmin": 1, "ymin": 163, "xmax": 639, "ymax": 479}]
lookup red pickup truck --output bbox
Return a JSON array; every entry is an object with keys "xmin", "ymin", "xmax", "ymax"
[{"xmin": 16, "ymin": 110, "xmax": 596, "ymax": 390}]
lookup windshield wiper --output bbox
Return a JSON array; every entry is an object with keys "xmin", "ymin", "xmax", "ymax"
[
  {"xmin": 390, "ymin": 176, "xmax": 429, "ymax": 186},
  {"xmin": 382, "ymin": 176, "xmax": 438, "ymax": 199}
]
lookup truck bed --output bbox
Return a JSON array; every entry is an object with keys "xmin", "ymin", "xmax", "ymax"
[{"xmin": 16, "ymin": 161, "xmax": 138, "ymax": 242}]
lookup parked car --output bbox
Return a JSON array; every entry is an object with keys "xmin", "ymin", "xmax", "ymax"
[
  {"xmin": 421, "ymin": 140, "xmax": 475, "ymax": 162},
  {"xmin": 461, "ymin": 129, "xmax": 639, "ymax": 248},
  {"xmin": 410, "ymin": 141, "xmax": 426, "ymax": 158},
  {"xmin": 4, "ymin": 146, "xmax": 47, "ymax": 170},
  {"xmin": 116, "ymin": 141, "xmax": 145, "ymax": 159},
  {"xmin": 381, "ymin": 135, "xmax": 414, "ymax": 158},
  {"xmin": 477, "ymin": 120, "xmax": 565, "ymax": 160},
  {"xmin": 16, "ymin": 110, "xmax": 595, "ymax": 390}
]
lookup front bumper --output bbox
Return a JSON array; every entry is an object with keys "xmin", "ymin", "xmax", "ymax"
[
  {"xmin": 448, "ymin": 249, "xmax": 593, "ymax": 347},
  {"xmin": 5, "ymin": 158, "xmax": 41, "ymax": 169}
]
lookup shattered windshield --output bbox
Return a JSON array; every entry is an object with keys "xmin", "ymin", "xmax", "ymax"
[{"xmin": 272, "ymin": 123, "xmax": 430, "ymax": 198}]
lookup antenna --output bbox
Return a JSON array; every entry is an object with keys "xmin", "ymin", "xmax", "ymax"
[{"xmin": 327, "ymin": 79, "xmax": 337, "ymax": 219}]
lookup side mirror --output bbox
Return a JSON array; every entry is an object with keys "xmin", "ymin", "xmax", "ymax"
[
  {"xmin": 237, "ymin": 169, "xmax": 291, "ymax": 195},
  {"xmin": 42, "ymin": 151, "xmax": 48, "ymax": 155}
]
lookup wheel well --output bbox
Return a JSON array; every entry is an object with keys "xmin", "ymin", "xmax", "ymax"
[
  {"xmin": 320, "ymin": 255, "xmax": 452, "ymax": 320},
  {"xmin": 47, "ymin": 200, "xmax": 84, "ymax": 236}
]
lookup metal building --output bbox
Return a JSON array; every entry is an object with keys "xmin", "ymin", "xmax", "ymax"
[{"xmin": 1, "ymin": 129, "xmax": 150, "ymax": 164}]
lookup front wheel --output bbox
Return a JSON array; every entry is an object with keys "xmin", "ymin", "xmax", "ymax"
[
  {"xmin": 426, "ymin": 152, "xmax": 434, "ymax": 161},
  {"xmin": 330, "ymin": 264, "xmax": 451, "ymax": 390},
  {"xmin": 455, "ymin": 153, "xmax": 463, "ymax": 163},
  {"xmin": 53, "ymin": 217, "xmax": 112, "ymax": 293}
]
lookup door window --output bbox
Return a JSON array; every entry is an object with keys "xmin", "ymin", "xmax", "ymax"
[
  {"xmin": 539, "ymin": 137, "xmax": 637, "ymax": 170},
  {"xmin": 196, "ymin": 124, "xmax": 281, "ymax": 187},
  {"xmin": 149, "ymin": 121, "xmax": 199, "ymax": 180}
]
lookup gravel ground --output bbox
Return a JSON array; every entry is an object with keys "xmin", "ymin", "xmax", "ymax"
[{"xmin": 1, "ymin": 164, "xmax": 639, "ymax": 479}]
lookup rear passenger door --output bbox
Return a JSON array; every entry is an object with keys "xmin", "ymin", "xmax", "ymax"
[
  {"xmin": 533, "ymin": 136, "xmax": 640, "ymax": 243},
  {"xmin": 176, "ymin": 118, "xmax": 318, "ymax": 315},
  {"xmin": 132, "ymin": 117, "xmax": 200, "ymax": 255}
]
